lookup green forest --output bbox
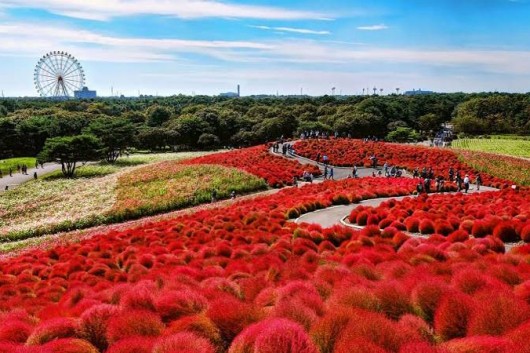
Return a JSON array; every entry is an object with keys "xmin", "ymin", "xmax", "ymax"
[{"xmin": 1, "ymin": 92, "xmax": 529, "ymax": 159}]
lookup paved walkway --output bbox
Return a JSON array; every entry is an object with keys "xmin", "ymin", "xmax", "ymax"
[
  {"xmin": 0, "ymin": 163, "xmax": 62, "ymax": 193},
  {"xmin": 272, "ymin": 142, "xmax": 388, "ymax": 180},
  {"xmin": 273, "ymin": 143, "xmax": 515, "ymax": 250}
]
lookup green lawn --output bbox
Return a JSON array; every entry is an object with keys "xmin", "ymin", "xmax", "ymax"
[
  {"xmin": 0, "ymin": 157, "xmax": 37, "ymax": 176},
  {"xmin": 452, "ymin": 138, "xmax": 530, "ymax": 158}
]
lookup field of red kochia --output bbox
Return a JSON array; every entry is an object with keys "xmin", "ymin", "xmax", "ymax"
[
  {"xmin": 183, "ymin": 145, "xmax": 320, "ymax": 187},
  {"xmin": 1, "ymin": 177, "xmax": 530, "ymax": 353},
  {"xmin": 348, "ymin": 189, "xmax": 530, "ymax": 243},
  {"xmin": 294, "ymin": 139, "xmax": 517, "ymax": 188}
]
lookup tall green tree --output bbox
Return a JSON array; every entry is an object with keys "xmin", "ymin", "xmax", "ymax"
[
  {"xmin": 84, "ymin": 117, "xmax": 136, "ymax": 163},
  {"xmin": 38, "ymin": 135, "xmax": 102, "ymax": 178}
]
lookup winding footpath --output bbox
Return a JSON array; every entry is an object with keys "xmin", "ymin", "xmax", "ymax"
[
  {"xmin": 272, "ymin": 142, "xmax": 516, "ymax": 250},
  {"xmin": 0, "ymin": 163, "xmax": 62, "ymax": 193}
]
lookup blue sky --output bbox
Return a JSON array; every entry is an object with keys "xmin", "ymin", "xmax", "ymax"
[{"xmin": 0, "ymin": 0, "xmax": 529, "ymax": 97}]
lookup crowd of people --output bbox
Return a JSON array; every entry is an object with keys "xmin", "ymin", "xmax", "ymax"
[{"xmin": 414, "ymin": 166, "xmax": 482, "ymax": 194}]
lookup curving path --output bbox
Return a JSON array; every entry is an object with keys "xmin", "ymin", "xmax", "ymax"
[
  {"xmin": 270, "ymin": 142, "xmax": 516, "ymax": 250},
  {"xmin": 0, "ymin": 163, "xmax": 62, "ymax": 193}
]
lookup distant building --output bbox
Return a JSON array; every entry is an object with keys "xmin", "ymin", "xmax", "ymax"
[
  {"xmin": 219, "ymin": 84, "xmax": 240, "ymax": 98},
  {"xmin": 74, "ymin": 87, "xmax": 97, "ymax": 99},
  {"xmin": 404, "ymin": 89, "xmax": 434, "ymax": 96}
]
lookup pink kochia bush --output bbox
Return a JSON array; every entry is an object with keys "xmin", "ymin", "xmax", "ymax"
[{"xmin": 0, "ymin": 178, "xmax": 529, "ymax": 352}]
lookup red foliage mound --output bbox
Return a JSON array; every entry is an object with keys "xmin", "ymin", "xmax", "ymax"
[
  {"xmin": 0, "ymin": 177, "xmax": 528, "ymax": 353},
  {"xmin": 229, "ymin": 318, "xmax": 318, "ymax": 353},
  {"xmin": 106, "ymin": 310, "xmax": 164, "ymax": 344},
  {"xmin": 293, "ymin": 138, "xmax": 509, "ymax": 187},
  {"xmin": 26, "ymin": 317, "xmax": 79, "ymax": 345},
  {"xmin": 152, "ymin": 332, "xmax": 216, "ymax": 353},
  {"xmin": 184, "ymin": 145, "xmax": 320, "ymax": 187}
]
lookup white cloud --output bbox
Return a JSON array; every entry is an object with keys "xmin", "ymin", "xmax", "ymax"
[
  {"xmin": 357, "ymin": 24, "xmax": 388, "ymax": 31},
  {"xmin": 2, "ymin": 21, "xmax": 530, "ymax": 81},
  {"xmin": 249, "ymin": 25, "xmax": 330, "ymax": 35},
  {"xmin": 0, "ymin": 0, "xmax": 331, "ymax": 21}
]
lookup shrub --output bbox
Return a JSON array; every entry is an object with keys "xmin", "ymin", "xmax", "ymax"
[
  {"xmin": 334, "ymin": 308, "xmax": 423, "ymax": 352},
  {"xmin": 42, "ymin": 338, "xmax": 99, "ymax": 353},
  {"xmin": 441, "ymin": 336, "xmax": 516, "ymax": 353},
  {"xmin": 398, "ymin": 342, "xmax": 440, "ymax": 353},
  {"xmin": 434, "ymin": 292, "xmax": 474, "ymax": 341},
  {"xmin": 152, "ymin": 332, "xmax": 216, "ymax": 353},
  {"xmin": 165, "ymin": 314, "xmax": 223, "ymax": 348},
  {"xmin": 435, "ymin": 221, "xmax": 454, "ymax": 236},
  {"xmin": 448, "ymin": 230, "xmax": 469, "ymax": 243},
  {"xmin": 504, "ymin": 320, "xmax": 530, "ymax": 353},
  {"xmin": 521, "ymin": 225, "xmax": 530, "ymax": 243},
  {"xmin": 411, "ymin": 281, "xmax": 449, "ymax": 324},
  {"xmin": 106, "ymin": 336, "xmax": 154, "ymax": 353},
  {"xmin": 405, "ymin": 218, "xmax": 420, "ymax": 233},
  {"xmin": 310, "ymin": 308, "xmax": 353, "ymax": 353},
  {"xmin": 375, "ymin": 281, "xmax": 412, "ymax": 320},
  {"xmin": 106, "ymin": 310, "xmax": 164, "ymax": 344},
  {"xmin": 471, "ymin": 221, "xmax": 489, "ymax": 238},
  {"xmin": 357, "ymin": 211, "xmax": 370, "ymax": 226},
  {"xmin": 79, "ymin": 304, "xmax": 119, "ymax": 351},
  {"xmin": 26, "ymin": 317, "xmax": 79, "ymax": 345},
  {"xmin": 467, "ymin": 291, "xmax": 530, "ymax": 336},
  {"xmin": 492, "ymin": 222, "xmax": 519, "ymax": 242},
  {"xmin": 207, "ymin": 296, "xmax": 262, "ymax": 343},
  {"xmin": 155, "ymin": 290, "xmax": 208, "ymax": 322},
  {"xmin": 419, "ymin": 219, "xmax": 435, "ymax": 235},
  {"xmin": 256, "ymin": 319, "xmax": 318, "ymax": 353},
  {"xmin": 0, "ymin": 318, "xmax": 33, "ymax": 343},
  {"xmin": 381, "ymin": 227, "xmax": 398, "ymax": 239}
]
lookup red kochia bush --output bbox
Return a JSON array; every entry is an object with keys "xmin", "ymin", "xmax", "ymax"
[
  {"xmin": 207, "ymin": 295, "xmax": 262, "ymax": 343},
  {"xmin": 419, "ymin": 219, "xmax": 435, "ymax": 235},
  {"xmin": 493, "ymin": 222, "xmax": 519, "ymax": 242},
  {"xmin": 26, "ymin": 317, "xmax": 79, "ymax": 345},
  {"xmin": 105, "ymin": 336, "xmax": 154, "ymax": 353},
  {"xmin": 106, "ymin": 310, "xmax": 164, "ymax": 344},
  {"xmin": 521, "ymin": 224, "xmax": 530, "ymax": 243},
  {"xmin": 434, "ymin": 292, "xmax": 474, "ymax": 341},
  {"xmin": 42, "ymin": 338, "xmax": 99, "ymax": 353},
  {"xmin": 152, "ymin": 332, "xmax": 216, "ymax": 353},
  {"xmin": 467, "ymin": 291, "xmax": 530, "ymax": 336},
  {"xmin": 229, "ymin": 318, "xmax": 318, "ymax": 353},
  {"xmin": 441, "ymin": 336, "xmax": 516, "ymax": 353},
  {"xmin": 165, "ymin": 314, "xmax": 223, "ymax": 348},
  {"xmin": 155, "ymin": 290, "xmax": 208, "ymax": 322},
  {"xmin": 79, "ymin": 304, "xmax": 119, "ymax": 351},
  {"xmin": 0, "ymin": 318, "xmax": 33, "ymax": 343}
]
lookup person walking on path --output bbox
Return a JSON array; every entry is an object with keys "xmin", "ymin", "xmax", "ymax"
[
  {"xmin": 323, "ymin": 165, "xmax": 328, "ymax": 180},
  {"xmin": 329, "ymin": 167, "xmax": 334, "ymax": 180},
  {"xmin": 9, "ymin": 168, "xmax": 12, "ymax": 177},
  {"xmin": 33, "ymin": 172, "xmax": 38, "ymax": 180},
  {"xmin": 352, "ymin": 165, "xmax": 358, "ymax": 178},
  {"xmin": 463, "ymin": 174, "xmax": 470, "ymax": 193},
  {"xmin": 323, "ymin": 154, "xmax": 329, "ymax": 165},
  {"xmin": 476, "ymin": 173, "xmax": 482, "ymax": 191}
]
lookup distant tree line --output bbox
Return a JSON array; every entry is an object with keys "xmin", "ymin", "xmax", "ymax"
[{"xmin": 0, "ymin": 92, "xmax": 529, "ymax": 160}]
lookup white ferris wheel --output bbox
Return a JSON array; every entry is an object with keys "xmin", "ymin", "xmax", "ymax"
[{"xmin": 34, "ymin": 51, "xmax": 85, "ymax": 98}]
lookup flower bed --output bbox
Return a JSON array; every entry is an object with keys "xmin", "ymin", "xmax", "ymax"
[
  {"xmin": 183, "ymin": 145, "xmax": 320, "ymax": 187},
  {"xmin": 0, "ymin": 159, "xmax": 266, "ymax": 242},
  {"xmin": 348, "ymin": 189, "xmax": 530, "ymax": 243},
  {"xmin": 455, "ymin": 149, "xmax": 530, "ymax": 187},
  {"xmin": 294, "ymin": 139, "xmax": 512, "ymax": 188},
  {"xmin": 111, "ymin": 164, "xmax": 267, "ymax": 219},
  {"xmin": 0, "ymin": 178, "xmax": 529, "ymax": 352}
]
